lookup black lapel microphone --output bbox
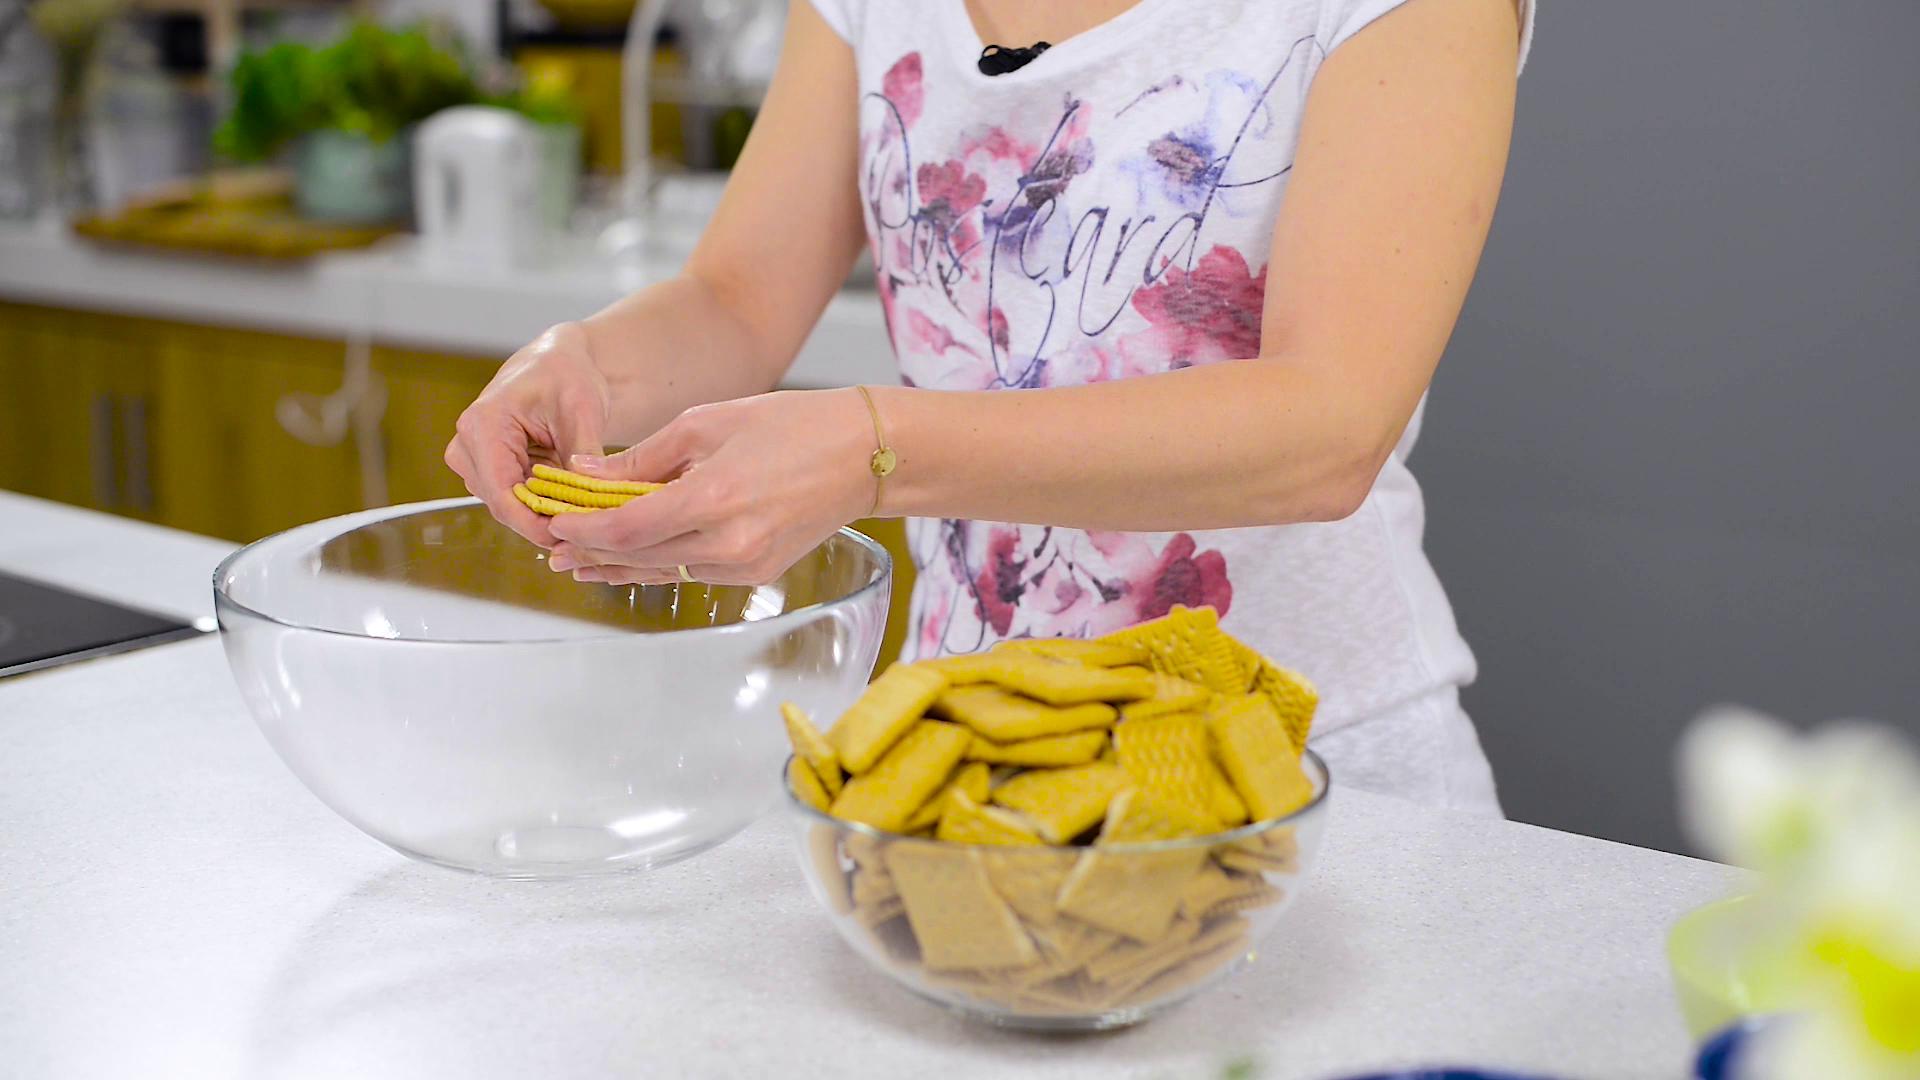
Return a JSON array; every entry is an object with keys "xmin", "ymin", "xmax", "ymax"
[{"xmin": 978, "ymin": 41, "xmax": 1051, "ymax": 75}]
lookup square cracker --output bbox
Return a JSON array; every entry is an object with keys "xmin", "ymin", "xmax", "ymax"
[
  {"xmin": 903, "ymin": 761, "xmax": 991, "ymax": 832},
  {"xmin": 975, "ymin": 652, "xmax": 1155, "ymax": 706},
  {"xmin": 935, "ymin": 790, "xmax": 1046, "ymax": 846},
  {"xmin": 830, "ymin": 720, "xmax": 973, "ymax": 832},
  {"xmin": 1055, "ymin": 845, "xmax": 1209, "ymax": 944},
  {"xmin": 967, "ymin": 729, "xmax": 1109, "ymax": 767},
  {"xmin": 932, "ymin": 684, "xmax": 1117, "ymax": 742},
  {"xmin": 1208, "ymin": 694, "xmax": 1315, "ymax": 821},
  {"xmin": 885, "ymin": 845, "xmax": 1039, "ymax": 971},
  {"xmin": 990, "ymin": 762, "xmax": 1129, "ymax": 844},
  {"xmin": 993, "ymin": 637, "xmax": 1148, "ymax": 668},
  {"xmin": 829, "ymin": 664, "xmax": 949, "ymax": 774},
  {"xmin": 781, "ymin": 702, "xmax": 843, "ymax": 796}
]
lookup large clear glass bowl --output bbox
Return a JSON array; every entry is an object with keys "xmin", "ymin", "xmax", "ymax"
[
  {"xmin": 215, "ymin": 497, "xmax": 890, "ymax": 877},
  {"xmin": 787, "ymin": 749, "xmax": 1330, "ymax": 1030}
]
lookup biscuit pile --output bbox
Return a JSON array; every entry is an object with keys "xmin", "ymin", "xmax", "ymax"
[
  {"xmin": 782, "ymin": 605, "xmax": 1320, "ymax": 1016},
  {"xmin": 511, "ymin": 464, "xmax": 663, "ymax": 516}
]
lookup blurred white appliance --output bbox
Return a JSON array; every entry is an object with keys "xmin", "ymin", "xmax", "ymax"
[{"xmin": 413, "ymin": 106, "xmax": 544, "ymax": 271}]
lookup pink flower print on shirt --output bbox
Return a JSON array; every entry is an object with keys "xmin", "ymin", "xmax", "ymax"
[
  {"xmin": 1131, "ymin": 244, "xmax": 1268, "ymax": 365},
  {"xmin": 883, "ymin": 53, "xmax": 924, "ymax": 126},
  {"xmin": 972, "ymin": 525, "xmax": 1027, "ymax": 635},
  {"xmin": 1082, "ymin": 530, "xmax": 1234, "ymax": 626}
]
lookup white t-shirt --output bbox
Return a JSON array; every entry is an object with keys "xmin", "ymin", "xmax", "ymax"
[{"xmin": 808, "ymin": 0, "xmax": 1535, "ymax": 746}]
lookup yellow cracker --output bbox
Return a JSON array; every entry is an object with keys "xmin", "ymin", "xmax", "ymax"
[
  {"xmin": 1208, "ymin": 694, "xmax": 1315, "ymax": 821},
  {"xmin": 1112, "ymin": 713, "xmax": 1229, "ymax": 828},
  {"xmin": 1056, "ymin": 846, "xmax": 1209, "ymax": 943},
  {"xmin": 829, "ymin": 720, "xmax": 973, "ymax": 832},
  {"xmin": 967, "ymin": 729, "xmax": 1109, "ymax": 767},
  {"xmin": 993, "ymin": 638, "xmax": 1148, "ymax": 668},
  {"xmin": 1207, "ymin": 883, "xmax": 1286, "ymax": 917},
  {"xmin": 933, "ymin": 684, "xmax": 1117, "ymax": 742},
  {"xmin": 844, "ymin": 832, "xmax": 886, "ymax": 872},
  {"xmin": 805, "ymin": 827, "xmax": 852, "ymax": 914},
  {"xmin": 1180, "ymin": 864, "xmax": 1281, "ymax": 919},
  {"xmin": 913, "ymin": 653, "xmax": 1004, "ymax": 684},
  {"xmin": 1111, "ymin": 919, "xmax": 1252, "ymax": 1005},
  {"xmin": 903, "ymin": 761, "xmax": 990, "ymax": 832},
  {"xmin": 524, "ymin": 476, "xmax": 642, "ymax": 509},
  {"xmin": 1250, "ymin": 660, "xmax": 1319, "ymax": 757},
  {"xmin": 1098, "ymin": 606, "xmax": 1248, "ymax": 695},
  {"xmin": 1083, "ymin": 917, "xmax": 1203, "ymax": 983},
  {"xmin": 1098, "ymin": 786, "xmax": 1220, "ymax": 844},
  {"xmin": 513, "ymin": 482, "xmax": 594, "ymax": 516},
  {"xmin": 1214, "ymin": 847, "xmax": 1297, "ymax": 876},
  {"xmin": 974, "ymin": 652, "xmax": 1155, "ymax": 706},
  {"xmin": 1119, "ymin": 672, "xmax": 1216, "ymax": 721},
  {"xmin": 980, "ymin": 850, "xmax": 1075, "ymax": 926},
  {"xmin": 1024, "ymin": 916, "xmax": 1120, "ymax": 970},
  {"xmin": 850, "ymin": 864, "xmax": 896, "ymax": 908},
  {"xmin": 781, "ymin": 703, "xmax": 843, "ymax": 797},
  {"xmin": 1208, "ymin": 776, "xmax": 1250, "ymax": 827},
  {"xmin": 829, "ymin": 663, "xmax": 950, "ymax": 774},
  {"xmin": 854, "ymin": 896, "xmax": 905, "ymax": 930},
  {"xmin": 935, "ymin": 790, "xmax": 1046, "ymax": 846},
  {"xmin": 787, "ymin": 757, "xmax": 832, "ymax": 812},
  {"xmin": 1007, "ymin": 977, "xmax": 1096, "ymax": 1013},
  {"xmin": 990, "ymin": 762, "xmax": 1130, "ymax": 844},
  {"xmin": 1178, "ymin": 862, "xmax": 1240, "ymax": 921},
  {"xmin": 529, "ymin": 462, "xmax": 665, "ymax": 496},
  {"xmin": 885, "ymin": 845, "xmax": 1039, "ymax": 971}
]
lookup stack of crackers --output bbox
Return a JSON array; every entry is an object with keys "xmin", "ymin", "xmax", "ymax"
[
  {"xmin": 511, "ymin": 464, "xmax": 664, "ymax": 517},
  {"xmin": 781, "ymin": 605, "xmax": 1321, "ymax": 1017}
]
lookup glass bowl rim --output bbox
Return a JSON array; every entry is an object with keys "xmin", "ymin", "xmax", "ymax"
[
  {"xmin": 211, "ymin": 496, "xmax": 893, "ymax": 646},
  {"xmin": 783, "ymin": 745, "xmax": 1330, "ymax": 854}
]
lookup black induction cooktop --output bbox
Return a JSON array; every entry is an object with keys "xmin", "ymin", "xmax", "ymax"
[{"xmin": 0, "ymin": 571, "xmax": 204, "ymax": 679}]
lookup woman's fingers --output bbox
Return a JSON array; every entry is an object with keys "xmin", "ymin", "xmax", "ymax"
[
  {"xmin": 451, "ymin": 415, "xmax": 554, "ymax": 546},
  {"xmin": 568, "ymin": 406, "xmax": 706, "ymax": 483}
]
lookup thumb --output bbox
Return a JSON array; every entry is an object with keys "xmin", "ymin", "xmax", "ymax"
[
  {"xmin": 570, "ymin": 415, "xmax": 698, "ymax": 483},
  {"xmin": 551, "ymin": 398, "xmax": 606, "ymax": 467}
]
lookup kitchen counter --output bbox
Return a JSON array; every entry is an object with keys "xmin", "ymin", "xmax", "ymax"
[
  {"xmin": 0, "ymin": 221, "xmax": 897, "ymax": 388},
  {"xmin": 0, "ymin": 493, "xmax": 1747, "ymax": 1080}
]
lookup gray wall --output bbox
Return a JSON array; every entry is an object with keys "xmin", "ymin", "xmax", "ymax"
[{"xmin": 1418, "ymin": 1, "xmax": 1920, "ymax": 854}]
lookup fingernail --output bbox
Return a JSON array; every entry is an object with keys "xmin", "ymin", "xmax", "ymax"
[
  {"xmin": 570, "ymin": 454, "xmax": 605, "ymax": 471},
  {"xmin": 549, "ymin": 556, "xmax": 574, "ymax": 572}
]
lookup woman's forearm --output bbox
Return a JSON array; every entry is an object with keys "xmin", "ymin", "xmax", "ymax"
[
  {"xmin": 873, "ymin": 354, "xmax": 1415, "ymax": 532},
  {"xmin": 576, "ymin": 273, "xmax": 789, "ymax": 446}
]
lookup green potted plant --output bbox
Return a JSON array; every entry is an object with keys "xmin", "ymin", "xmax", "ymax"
[{"xmin": 213, "ymin": 20, "xmax": 481, "ymax": 224}]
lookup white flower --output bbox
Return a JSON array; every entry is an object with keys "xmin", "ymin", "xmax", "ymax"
[{"xmin": 1678, "ymin": 707, "xmax": 1920, "ymax": 1080}]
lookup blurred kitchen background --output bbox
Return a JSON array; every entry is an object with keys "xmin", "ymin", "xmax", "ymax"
[{"xmin": 0, "ymin": 0, "xmax": 1914, "ymax": 855}]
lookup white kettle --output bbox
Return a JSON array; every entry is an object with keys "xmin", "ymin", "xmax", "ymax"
[{"xmin": 413, "ymin": 106, "xmax": 545, "ymax": 271}]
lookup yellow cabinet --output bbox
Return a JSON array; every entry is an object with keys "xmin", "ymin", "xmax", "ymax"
[{"xmin": 0, "ymin": 301, "xmax": 917, "ymax": 670}]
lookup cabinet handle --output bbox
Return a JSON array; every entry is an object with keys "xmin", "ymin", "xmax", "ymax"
[
  {"xmin": 120, "ymin": 395, "xmax": 153, "ymax": 514},
  {"xmin": 89, "ymin": 393, "xmax": 118, "ymax": 508}
]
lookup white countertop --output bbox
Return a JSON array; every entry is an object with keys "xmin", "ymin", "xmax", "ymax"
[
  {"xmin": 0, "ymin": 494, "xmax": 1747, "ymax": 1080},
  {"xmin": 0, "ymin": 221, "xmax": 896, "ymax": 389}
]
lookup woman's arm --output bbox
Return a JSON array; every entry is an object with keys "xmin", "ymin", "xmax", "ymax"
[
  {"xmin": 443, "ymin": 1, "xmax": 864, "ymax": 545},
  {"xmin": 579, "ymin": 0, "xmax": 869, "ymax": 443},
  {"xmin": 549, "ymin": 0, "xmax": 1522, "ymax": 582}
]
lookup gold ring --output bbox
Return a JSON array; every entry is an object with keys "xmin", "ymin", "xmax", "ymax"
[{"xmin": 677, "ymin": 564, "xmax": 694, "ymax": 583}]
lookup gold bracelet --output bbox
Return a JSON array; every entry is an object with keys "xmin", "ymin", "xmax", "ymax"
[{"xmin": 854, "ymin": 385, "xmax": 896, "ymax": 517}]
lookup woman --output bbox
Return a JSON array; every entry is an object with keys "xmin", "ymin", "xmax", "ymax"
[{"xmin": 446, "ymin": 0, "xmax": 1535, "ymax": 815}]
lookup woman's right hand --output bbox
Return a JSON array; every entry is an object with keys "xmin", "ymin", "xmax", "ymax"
[{"xmin": 444, "ymin": 322, "xmax": 614, "ymax": 547}]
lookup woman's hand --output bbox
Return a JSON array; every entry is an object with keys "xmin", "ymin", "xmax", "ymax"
[
  {"xmin": 546, "ymin": 389, "xmax": 875, "ymax": 586},
  {"xmin": 445, "ymin": 322, "xmax": 613, "ymax": 547}
]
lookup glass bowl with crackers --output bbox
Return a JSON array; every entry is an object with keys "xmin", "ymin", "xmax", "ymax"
[
  {"xmin": 779, "ymin": 606, "xmax": 1331, "ymax": 1030},
  {"xmin": 216, "ymin": 493, "xmax": 891, "ymax": 877}
]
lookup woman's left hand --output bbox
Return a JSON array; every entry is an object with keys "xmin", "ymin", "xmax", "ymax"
[{"xmin": 545, "ymin": 389, "xmax": 877, "ymax": 586}]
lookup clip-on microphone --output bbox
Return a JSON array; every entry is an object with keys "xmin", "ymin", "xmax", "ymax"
[{"xmin": 978, "ymin": 41, "xmax": 1051, "ymax": 75}]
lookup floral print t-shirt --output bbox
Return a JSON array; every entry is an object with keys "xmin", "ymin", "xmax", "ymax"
[{"xmin": 810, "ymin": 0, "xmax": 1535, "ymax": 740}]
